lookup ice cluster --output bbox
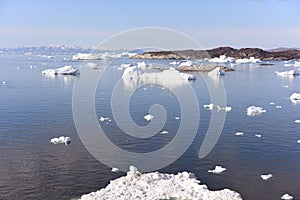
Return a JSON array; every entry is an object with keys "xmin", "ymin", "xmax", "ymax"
[{"xmin": 50, "ymin": 136, "xmax": 71, "ymax": 145}]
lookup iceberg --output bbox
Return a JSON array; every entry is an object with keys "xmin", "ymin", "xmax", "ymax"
[
  {"xmin": 290, "ymin": 93, "xmax": 300, "ymax": 103},
  {"xmin": 236, "ymin": 57, "xmax": 260, "ymax": 64},
  {"xmin": 208, "ymin": 165, "xmax": 227, "ymax": 174},
  {"xmin": 255, "ymin": 134, "xmax": 262, "ymax": 138},
  {"xmin": 160, "ymin": 130, "xmax": 169, "ymax": 134},
  {"xmin": 208, "ymin": 55, "xmax": 235, "ymax": 63},
  {"xmin": 86, "ymin": 62, "xmax": 98, "ymax": 69},
  {"xmin": 294, "ymin": 120, "xmax": 300, "ymax": 123},
  {"xmin": 246, "ymin": 106, "xmax": 266, "ymax": 117},
  {"xmin": 203, "ymin": 103, "xmax": 214, "ymax": 110},
  {"xmin": 42, "ymin": 65, "xmax": 79, "ymax": 76},
  {"xmin": 178, "ymin": 60, "xmax": 193, "ymax": 67},
  {"xmin": 260, "ymin": 174, "xmax": 273, "ymax": 180},
  {"xmin": 235, "ymin": 132, "xmax": 244, "ymax": 136},
  {"xmin": 144, "ymin": 114, "xmax": 154, "ymax": 121},
  {"xmin": 80, "ymin": 166, "xmax": 241, "ymax": 200},
  {"xmin": 281, "ymin": 194, "xmax": 293, "ymax": 200},
  {"xmin": 216, "ymin": 105, "xmax": 232, "ymax": 112},
  {"xmin": 50, "ymin": 136, "xmax": 71, "ymax": 145},
  {"xmin": 72, "ymin": 53, "xmax": 98, "ymax": 60},
  {"xmin": 276, "ymin": 69, "xmax": 300, "ymax": 77},
  {"xmin": 111, "ymin": 167, "xmax": 119, "ymax": 173}
]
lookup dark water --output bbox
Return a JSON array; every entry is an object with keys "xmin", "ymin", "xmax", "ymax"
[{"xmin": 0, "ymin": 53, "xmax": 300, "ymax": 200}]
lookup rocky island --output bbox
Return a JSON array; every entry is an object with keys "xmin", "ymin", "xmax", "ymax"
[{"xmin": 131, "ymin": 47, "xmax": 300, "ymax": 61}]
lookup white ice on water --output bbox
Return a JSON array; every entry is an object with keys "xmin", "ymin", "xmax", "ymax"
[
  {"xmin": 281, "ymin": 193, "xmax": 293, "ymax": 200},
  {"xmin": 208, "ymin": 55, "xmax": 235, "ymax": 63},
  {"xmin": 235, "ymin": 132, "xmax": 244, "ymax": 136},
  {"xmin": 294, "ymin": 120, "xmax": 300, "ymax": 123},
  {"xmin": 208, "ymin": 166, "xmax": 227, "ymax": 174},
  {"xmin": 236, "ymin": 57, "xmax": 261, "ymax": 64},
  {"xmin": 275, "ymin": 69, "xmax": 300, "ymax": 77},
  {"xmin": 99, "ymin": 117, "xmax": 110, "ymax": 122},
  {"xmin": 178, "ymin": 60, "xmax": 193, "ymax": 67},
  {"xmin": 290, "ymin": 93, "xmax": 300, "ymax": 104},
  {"xmin": 42, "ymin": 65, "xmax": 79, "ymax": 76},
  {"xmin": 255, "ymin": 134, "xmax": 262, "ymax": 138},
  {"xmin": 246, "ymin": 106, "xmax": 266, "ymax": 116},
  {"xmin": 144, "ymin": 114, "xmax": 154, "ymax": 121},
  {"xmin": 111, "ymin": 168, "xmax": 119, "ymax": 173},
  {"xmin": 80, "ymin": 166, "xmax": 241, "ymax": 200},
  {"xmin": 208, "ymin": 67, "xmax": 225, "ymax": 76},
  {"xmin": 50, "ymin": 136, "xmax": 71, "ymax": 145},
  {"xmin": 260, "ymin": 174, "xmax": 273, "ymax": 180}
]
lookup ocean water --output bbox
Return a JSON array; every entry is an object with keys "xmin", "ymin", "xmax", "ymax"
[{"xmin": 0, "ymin": 53, "xmax": 300, "ymax": 200}]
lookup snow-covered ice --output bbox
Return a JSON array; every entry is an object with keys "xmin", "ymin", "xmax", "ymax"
[
  {"xmin": 42, "ymin": 65, "xmax": 79, "ymax": 76},
  {"xmin": 235, "ymin": 132, "xmax": 244, "ymax": 136},
  {"xmin": 208, "ymin": 166, "xmax": 227, "ymax": 174},
  {"xmin": 50, "ymin": 136, "xmax": 71, "ymax": 145},
  {"xmin": 260, "ymin": 174, "xmax": 273, "ymax": 180},
  {"xmin": 80, "ymin": 166, "xmax": 241, "ymax": 200},
  {"xmin": 281, "ymin": 193, "xmax": 293, "ymax": 200},
  {"xmin": 246, "ymin": 106, "xmax": 266, "ymax": 116},
  {"xmin": 208, "ymin": 67, "xmax": 225, "ymax": 77},
  {"xmin": 144, "ymin": 114, "xmax": 154, "ymax": 121},
  {"xmin": 178, "ymin": 60, "xmax": 193, "ymax": 67}
]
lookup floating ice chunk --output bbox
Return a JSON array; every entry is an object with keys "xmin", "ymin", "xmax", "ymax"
[
  {"xmin": 144, "ymin": 114, "xmax": 154, "ymax": 121},
  {"xmin": 270, "ymin": 102, "xmax": 275, "ymax": 105},
  {"xmin": 255, "ymin": 134, "xmax": 262, "ymax": 138},
  {"xmin": 281, "ymin": 193, "xmax": 293, "ymax": 200},
  {"xmin": 175, "ymin": 116, "xmax": 180, "ymax": 120},
  {"xmin": 2, "ymin": 81, "xmax": 6, "ymax": 85},
  {"xmin": 178, "ymin": 60, "xmax": 193, "ymax": 67},
  {"xmin": 290, "ymin": 93, "xmax": 300, "ymax": 104},
  {"xmin": 42, "ymin": 65, "xmax": 79, "ymax": 76},
  {"xmin": 208, "ymin": 55, "xmax": 235, "ymax": 63},
  {"xmin": 120, "ymin": 63, "xmax": 133, "ymax": 69},
  {"xmin": 246, "ymin": 106, "xmax": 266, "ymax": 116},
  {"xmin": 169, "ymin": 61, "xmax": 179, "ymax": 65},
  {"xmin": 297, "ymin": 140, "xmax": 300, "ymax": 143},
  {"xmin": 208, "ymin": 166, "xmax": 227, "ymax": 174},
  {"xmin": 236, "ymin": 57, "xmax": 260, "ymax": 63},
  {"xmin": 111, "ymin": 167, "xmax": 119, "ymax": 173},
  {"xmin": 294, "ymin": 61, "xmax": 300, "ymax": 66},
  {"xmin": 203, "ymin": 103, "xmax": 214, "ymax": 110},
  {"xmin": 160, "ymin": 130, "xmax": 169, "ymax": 134},
  {"xmin": 99, "ymin": 117, "xmax": 110, "ymax": 122},
  {"xmin": 235, "ymin": 132, "xmax": 244, "ymax": 136},
  {"xmin": 72, "ymin": 53, "xmax": 97, "ymax": 60},
  {"xmin": 283, "ymin": 85, "xmax": 289, "ymax": 88},
  {"xmin": 276, "ymin": 69, "xmax": 300, "ymax": 76},
  {"xmin": 276, "ymin": 105, "xmax": 282, "ymax": 109},
  {"xmin": 50, "ymin": 136, "xmax": 71, "ymax": 145},
  {"xmin": 260, "ymin": 174, "xmax": 273, "ymax": 180},
  {"xmin": 294, "ymin": 120, "xmax": 300, "ymax": 123}
]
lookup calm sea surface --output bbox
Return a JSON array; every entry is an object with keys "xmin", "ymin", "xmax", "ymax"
[{"xmin": 0, "ymin": 53, "xmax": 300, "ymax": 200}]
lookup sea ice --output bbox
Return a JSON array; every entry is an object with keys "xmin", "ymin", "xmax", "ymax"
[
  {"xmin": 294, "ymin": 120, "xmax": 300, "ymax": 123},
  {"xmin": 203, "ymin": 103, "xmax": 214, "ymax": 110},
  {"xmin": 276, "ymin": 105, "xmax": 282, "ymax": 109},
  {"xmin": 175, "ymin": 116, "xmax": 180, "ymax": 120},
  {"xmin": 276, "ymin": 69, "xmax": 300, "ymax": 77},
  {"xmin": 80, "ymin": 166, "xmax": 241, "ymax": 200},
  {"xmin": 72, "ymin": 53, "xmax": 97, "ymax": 60},
  {"xmin": 42, "ymin": 65, "xmax": 79, "ymax": 76},
  {"xmin": 255, "ymin": 134, "xmax": 262, "ymax": 138},
  {"xmin": 2, "ymin": 81, "xmax": 6, "ymax": 85},
  {"xmin": 246, "ymin": 106, "xmax": 266, "ymax": 116},
  {"xmin": 111, "ymin": 167, "xmax": 119, "ymax": 173},
  {"xmin": 290, "ymin": 93, "xmax": 300, "ymax": 103},
  {"xmin": 297, "ymin": 140, "xmax": 300, "ymax": 144},
  {"xmin": 235, "ymin": 132, "xmax": 244, "ymax": 136},
  {"xmin": 236, "ymin": 57, "xmax": 260, "ymax": 64},
  {"xmin": 269, "ymin": 102, "xmax": 275, "ymax": 105},
  {"xmin": 99, "ymin": 117, "xmax": 110, "ymax": 122},
  {"xmin": 217, "ymin": 105, "xmax": 232, "ymax": 112},
  {"xmin": 160, "ymin": 130, "xmax": 169, "ymax": 134},
  {"xmin": 281, "ymin": 193, "xmax": 293, "ymax": 200},
  {"xmin": 137, "ymin": 61, "xmax": 147, "ymax": 69},
  {"xmin": 208, "ymin": 166, "xmax": 227, "ymax": 174},
  {"xmin": 260, "ymin": 174, "xmax": 273, "ymax": 180},
  {"xmin": 50, "ymin": 136, "xmax": 71, "ymax": 145},
  {"xmin": 144, "ymin": 114, "xmax": 154, "ymax": 121}
]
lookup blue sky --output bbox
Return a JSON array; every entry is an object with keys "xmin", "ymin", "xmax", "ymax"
[{"xmin": 0, "ymin": 0, "xmax": 299, "ymax": 48}]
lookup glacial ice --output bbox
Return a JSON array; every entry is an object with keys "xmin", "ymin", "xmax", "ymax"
[
  {"xmin": 80, "ymin": 166, "xmax": 241, "ymax": 200},
  {"xmin": 246, "ymin": 106, "xmax": 266, "ymax": 117},
  {"xmin": 160, "ymin": 130, "xmax": 169, "ymax": 134},
  {"xmin": 294, "ymin": 120, "xmax": 300, "ymax": 123},
  {"xmin": 260, "ymin": 174, "xmax": 273, "ymax": 180},
  {"xmin": 178, "ymin": 60, "xmax": 193, "ymax": 67},
  {"xmin": 203, "ymin": 103, "xmax": 214, "ymax": 110},
  {"xmin": 99, "ymin": 117, "xmax": 110, "ymax": 122},
  {"xmin": 42, "ymin": 65, "xmax": 79, "ymax": 76},
  {"xmin": 281, "ymin": 193, "xmax": 293, "ymax": 200},
  {"xmin": 50, "ymin": 136, "xmax": 71, "ymax": 145},
  {"xmin": 208, "ymin": 166, "xmax": 227, "ymax": 174}
]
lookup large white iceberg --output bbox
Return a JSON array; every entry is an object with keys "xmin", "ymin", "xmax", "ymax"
[
  {"xmin": 208, "ymin": 55, "xmax": 235, "ymax": 63},
  {"xmin": 42, "ymin": 65, "xmax": 79, "ymax": 76},
  {"xmin": 80, "ymin": 166, "xmax": 242, "ymax": 200},
  {"xmin": 246, "ymin": 106, "xmax": 266, "ymax": 116}
]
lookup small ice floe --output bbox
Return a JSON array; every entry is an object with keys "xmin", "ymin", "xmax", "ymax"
[
  {"xmin": 160, "ymin": 130, "xmax": 169, "ymax": 134},
  {"xmin": 208, "ymin": 166, "xmax": 227, "ymax": 174},
  {"xmin": 144, "ymin": 114, "xmax": 154, "ymax": 121},
  {"xmin": 175, "ymin": 116, "xmax": 180, "ymax": 120},
  {"xmin": 260, "ymin": 174, "xmax": 273, "ymax": 180},
  {"xmin": 276, "ymin": 69, "xmax": 300, "ymax": 77},
  {"xmin": 290, "ymin": 93, "xmax": 300, "ymax": 104},
  {"xmin": 255, "ymin": 134, "xmax": 262, "ymax": 138},
  {"xmin": 203, "ymin": 103, "xmax": 214, "ymax": 110},
  {"xmin": 235, "ymin": 132, "xmax": 244, "ymax": 136},
  {"xmin": 99, "ymin": 117, "xmax": 110, "ymax": 122},
  {"xmin": 111, "ymin": 167, "xmax": 119, "ymax": 173},
  {"xmin": 281, "ymin": 193, "xmax": 293, "ymax": 200},
  {"xmin": 294, "ymin": 120, "xmax": 300, "ymax": 123},
  {"xmin": 2, "ymin": 81, "xmax": 6, "ymax": 85},
  {"xmin": 169, "ymin": 61, "xmax": 179, "ymax": 65},
  {"xmin": 208, "ymin": 67, "xmax": 225, "ymax": 76},
  {"xmin": 217, "ymin": 106, "xmax": 232, "ymax": 112},
  {"xmin": 42, "ymin": 65, "xmax": 79, "ymax": 76},
  {"xmin": 50, "ymin": 136, "xmax": 71, "ymax": 145},
  {"xmin": 276, "ymin": 105, "xmax": 282, "ymax": 109},
  {"xmin": 246, "ymin": 106, "xmax": 266, "ymax": 117},
  {"xmin": 72, "ymin": 53, "xmax": 97, "ymax": 60},
  {"xmin": 270, "ymin": 102, "xmax": 275, "ymax": 105},
  {"xmin": 283, "ymin": 85, "xmax": 289, "ymax": 88},
  {"xmin": 297, "ymin": 140, "xmax": 300, "ymax": 143},
  {"xmin": 86, "ymin": 62, "xmax": 98, "ymax": 69}
]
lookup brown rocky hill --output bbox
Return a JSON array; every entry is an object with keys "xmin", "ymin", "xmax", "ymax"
[{"xmin": 131, "ymin": 47, "xmax": 300, "ymax": 60}]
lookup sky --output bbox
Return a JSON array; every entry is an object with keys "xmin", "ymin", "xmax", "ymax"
[{"xmin": 0, "ymin": 0, "xmax": 299, "ymax": 49}]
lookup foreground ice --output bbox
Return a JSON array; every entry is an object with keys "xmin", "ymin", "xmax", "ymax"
[
  {"xmin": 42, "ymin": 65, "xmax": 79, "ymax": 76},
  {"xmin": 260, "ymin": 174, "xmax": 273, "ymax": 180},
  {"xmin": 50, "ymin": 136, "xmax": 71, "ymax": 145},
  {"xmin": 246, "ymin": 106, "xmax": 266, "ymax": 116},
  {"xmin": 80, "ymin": 166, "xmax": 241, "ymax": 200},
  {"xmin": 208, "ymin": 166, "xmax": 227, "ymax": 174},
  {"xmin": 203, "ymin": 103, "xmax": 214, "ymax": 110},
  {"xmin": 281, "ymin": 193, "xmax": 294, "ymax": 200},
  {"xmin": 99, "ymin": 117, "xmax": 110, "ymax": 122}
]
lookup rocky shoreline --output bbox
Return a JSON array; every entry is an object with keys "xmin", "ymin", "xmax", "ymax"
[{"xmin": 131, "ymin": 47, "xmax": 300, "ymax": 60}]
